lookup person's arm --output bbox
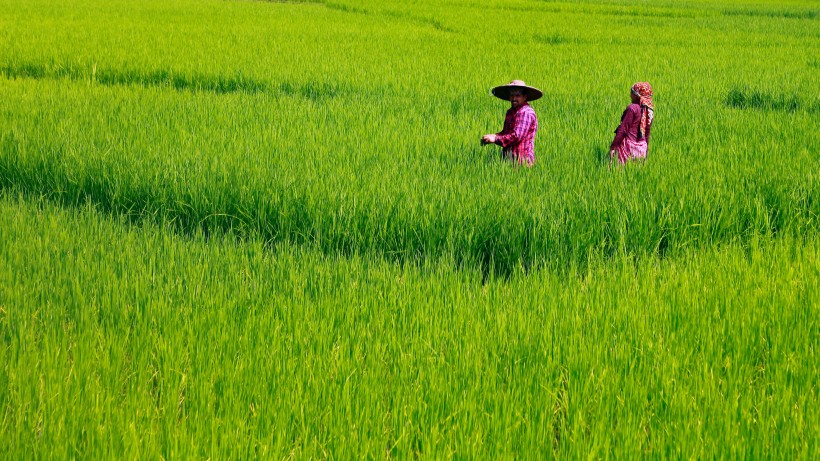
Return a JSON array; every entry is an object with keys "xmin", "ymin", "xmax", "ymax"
[
  {"xmin": 610, "ymin": 106, "xmax": 635, "ymax": 151},
  {"xmin": 482, "ymin": 116, "xmax": 509, "ymax": 144},
  {"xmin": 644, "ymin": 116, "xmax": 652, "ymax": 144},
  {"xmin": 496, "ymin": 111, "xmax": 536, "ymax": 147}
]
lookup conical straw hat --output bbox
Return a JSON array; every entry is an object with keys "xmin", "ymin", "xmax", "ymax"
[{"xmin": 490, "ymin": 80, "xmax": 543, "ymax": 101}]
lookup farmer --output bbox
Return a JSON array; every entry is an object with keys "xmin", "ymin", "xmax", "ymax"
[
  {"xmin": 481, "ymin": 80, "xmax": 541, "ymax": 166},
  {"xmin": 610, "ymin": 82, "xmax": 655, "ymax": 164}
]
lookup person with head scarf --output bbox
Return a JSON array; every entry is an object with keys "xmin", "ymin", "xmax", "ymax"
[
  {"xmin": 610, "ymin": 82, "xmax": 655, "ymax": 164},
  {"xmin": 482, "ymin": 80, "xmax": 542, "ymax": 166}
]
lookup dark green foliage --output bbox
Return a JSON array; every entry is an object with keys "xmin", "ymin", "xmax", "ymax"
[{"xmin": 726, "ymin": 87, "xmax": 809, "ymax": 113}]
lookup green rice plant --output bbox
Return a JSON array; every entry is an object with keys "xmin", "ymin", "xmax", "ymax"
[
  {"xmin": 0, "ymin": 194, "xmax": 818, "ymax": 458},
  {"xmin": 0, "ymin": 68, "xmax": 816, "ymax": 275},
  {"xmin": 0, "ymin": 0, "xmax": 818, "ymax": 455}
]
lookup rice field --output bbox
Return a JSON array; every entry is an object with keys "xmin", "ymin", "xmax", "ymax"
[{"xmin": 1, "ymin": 0, "xmax": 818, "ymax": 458}]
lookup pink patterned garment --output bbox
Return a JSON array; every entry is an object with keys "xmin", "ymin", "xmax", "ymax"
[
  {"xmin": 611, "ymin": 103, "xmax": 652, "ymax": 164},
  {"xmin": 631, "ymin": 82, "xmax": 654, "ymax": 140},
  {"xmin": 495, "ymin": 103, "xmax": 538, "ymax": 166},
  {"xmin": 617, "ymin": 138, "xmax": 647, "ymax": 164}
]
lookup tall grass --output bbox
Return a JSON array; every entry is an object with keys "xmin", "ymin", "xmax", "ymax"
[
  {"xmin": 0, "ymin": 52, "xmax": 817, "ymax": 275},
  {"xmin": 1, "ymin": 194, "xmax": 818, "ymax": 458},
  {"xmin": 0, "ymin": 0, "xmax": 819, "ymax": 457}
]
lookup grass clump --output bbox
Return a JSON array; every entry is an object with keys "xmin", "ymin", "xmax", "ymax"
[{"xmin": 726, "ymin": 87, "xmax": 805, "ymax": 113}]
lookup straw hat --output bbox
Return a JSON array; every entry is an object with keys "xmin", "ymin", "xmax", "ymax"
[{"xmin": 490, "ymin": 80, "xmax": 543, "ymax": 101}]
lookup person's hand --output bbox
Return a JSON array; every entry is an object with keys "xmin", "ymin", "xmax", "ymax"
[{"xmin": 482, "ymin": 134, "xmax": 497, "ymax": 145}]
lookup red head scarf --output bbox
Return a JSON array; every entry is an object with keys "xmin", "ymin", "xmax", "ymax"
[{"xmin": 631, "ymin": 82, "xmax": 654, "ymax": 140}]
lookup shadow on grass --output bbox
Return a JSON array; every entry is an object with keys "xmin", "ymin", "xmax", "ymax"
[
  {"xmin": 532, "ymin": 33, "xmax": 580, "ymax": 46},
  {"xmin": 2, "ymin": 129, "xmax": 816, "ymax": 282},
  {"xmin": 722, "ymin": 8, "xmax": 818, "ymax": 20},
  {"xmin": 726, "ymin": 87, "xmax": 818, "ymax": 114},
  {"xmin": 0, "ymin": 61, "xmax": 349, "ymax": 101},
  {"xmin": 323, "ymin": 1, "xmax": 455, "ymax": 33},
  {"xmin": 0, "ymin": 134, "xmax": 564, "ymax": 281},
  {"xmin": 592, "ymin": 145, "xmax": 610, "ymax": 166},
  {"xmin": 0, "ymin": 62, "xmax": 268, "ymax": 94}
]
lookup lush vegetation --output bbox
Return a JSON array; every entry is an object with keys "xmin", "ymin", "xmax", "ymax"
[
  {"xmin": 2, "ymin": 195, "xmax": 817, "ymax": 458},
  {"xmin": 1, "ymin": 0, "xmax": 818, "ymax": 458}
]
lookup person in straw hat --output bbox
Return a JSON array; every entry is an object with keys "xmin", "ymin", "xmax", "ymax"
[{"xmin": 481, "ymin": 80, "xmax": 542, "ymax": 166}]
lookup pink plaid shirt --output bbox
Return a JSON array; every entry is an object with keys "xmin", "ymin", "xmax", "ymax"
[{"xmin": 495, "ymin": 103, "xmax": 538, "ymax": 165}]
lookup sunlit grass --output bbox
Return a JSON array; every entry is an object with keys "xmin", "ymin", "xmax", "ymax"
[
  {"xmin": 1, "ymin": 194, "xmax": 818, "ymax": 458},
  {"xmin": 0, "ymin": 0, "xmax": 818, "ymax": 457}
]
